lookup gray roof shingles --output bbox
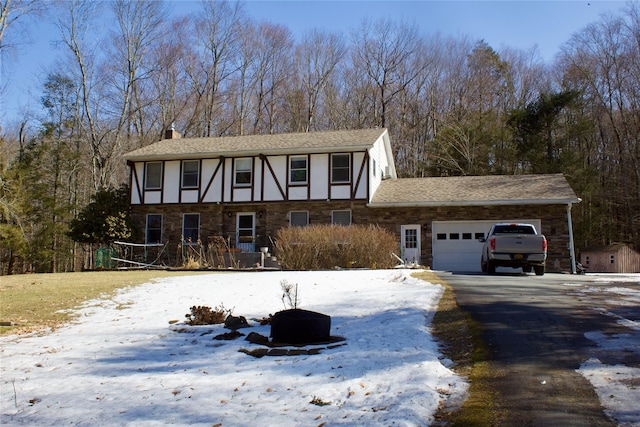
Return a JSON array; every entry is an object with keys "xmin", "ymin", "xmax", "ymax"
[
  {"xmin": 370, "ymin": 174, "xmax": 580, "ymax": 206},
  {"xmin": 124, "ymin": 128, "xmax": 579, "ymax": 206},
  {"xmin": 124, "ymin": 128, "xmax": 388, "ymax": 161}
]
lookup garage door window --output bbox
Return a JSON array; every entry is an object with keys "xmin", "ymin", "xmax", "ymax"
[
  {"xmin": 450, "ymin": 233, "xmax": 459, "ymax": 240},
  {"xmin": 437, "ymin": 233, "xmax": 447, "ymax": 240}
]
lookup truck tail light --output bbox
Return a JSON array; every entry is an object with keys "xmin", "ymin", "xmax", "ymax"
[
  {"xmin": 542, "ymin": 237, "xmax": 548, "ymax": 253},
  {"xmin": 489, "ymin": 237, "xmax": 496, "ymax": 251}
]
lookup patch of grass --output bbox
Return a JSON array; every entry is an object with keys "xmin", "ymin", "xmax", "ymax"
[
  {"xmin": 0, "ymin": 270, "xmax": 210, "ymax": 335},
  {"xmin": 412, "ymin": 271, "xmax": 501, "ymax": 426}
]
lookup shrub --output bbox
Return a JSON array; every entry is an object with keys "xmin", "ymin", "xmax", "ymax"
[
  {"xmin": 274, "ymin": 224, "xmax": 398, "ymax": 270},
  {"xmin": 185, "ymin": 304, "xmax": 232, "ymax": 325}
]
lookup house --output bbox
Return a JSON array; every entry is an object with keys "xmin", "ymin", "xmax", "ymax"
[
  {"xmin": 580, "ymin": 243, "xmax": 640, "ymax": 273},
  {"xmin": 123, "ymin": 128, "xmax": 582, "ymax": 272}
]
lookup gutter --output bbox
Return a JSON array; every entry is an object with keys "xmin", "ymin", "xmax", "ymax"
[{"xmin": 367, "ymin": 198, "xmax": 582, "ymax": 208}]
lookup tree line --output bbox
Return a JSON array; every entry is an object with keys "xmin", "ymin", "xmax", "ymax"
[{"xmin": 1, "ymin": 0, "xmax": 638, "ymax": 273}]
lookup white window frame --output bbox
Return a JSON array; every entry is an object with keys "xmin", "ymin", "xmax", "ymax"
[
  {"xmin": 145, "ymin": 214, "xmax": 163, "ymax": 244},
  {"xmin": 145, "ymin": 162, "xmax": 162, "ymax": 190},
  {"xmin": 331, "ymin": 210, "xmax": 351, "ymax": 226},
  {"xmin": 182, "ymin": 213, "xmax": 200, "ymax": 244},
  {"xmin": 289, "ymin": 210, "xmax": 309, "ymax": 227},
  {"xmin": 331, "ymin": 153, "xmax": 351, "ymax": 183},
  {"xmin": 181, "ymin": 160, "xmax": 199, "ymax": 188},
  {"xmin": 234, "ymin": 158, "xmax": 252, "ymax": 187},
  {"xmin": 289, "ymin": 155, "xmax": 308, "ymax": 185}
]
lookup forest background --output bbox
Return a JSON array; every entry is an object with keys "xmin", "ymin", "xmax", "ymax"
[{"xmin": 0, "ymin": 0, "xmax": 639, "ymax": 274}]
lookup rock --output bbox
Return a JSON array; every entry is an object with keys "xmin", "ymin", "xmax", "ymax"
[
  {"xmin": 245, "ymin": 332, "xmax": 270, "ymax": 345},
  {"xmin": 224, "ymin": 315, "xmax": 250, "ymax": 330},
  {"xmin": 214, "ymin": 330, "xmax": 244, "ymax": 340}
]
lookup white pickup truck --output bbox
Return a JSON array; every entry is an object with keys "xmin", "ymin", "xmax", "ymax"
[{"xmin": 479, "ymin": 223, "xmax": 547, "ymax": 276}]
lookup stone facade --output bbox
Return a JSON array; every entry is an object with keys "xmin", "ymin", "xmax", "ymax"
[{"xmin": 132, "ymin": 201, "xmax": 573, "ymax": 272}]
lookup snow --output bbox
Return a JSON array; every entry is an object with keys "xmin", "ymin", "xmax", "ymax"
[
  {"xmin": 572, "ymin": 274, "xmax": 640, "ymax": 427},
  {"xmin": 3, "ymin": 270, "xmax": 639, "ymax": 426},
  {"xmin": 0, "ymin": 270, "xmax": 468, "ymax": 426}
]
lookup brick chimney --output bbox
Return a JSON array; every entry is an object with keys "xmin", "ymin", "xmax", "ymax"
[{"xmin": 164, "ymin": 124, "xmax": 182, "ymax": 140}]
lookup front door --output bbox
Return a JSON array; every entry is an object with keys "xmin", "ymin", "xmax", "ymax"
[
  {"xmin": 401, "ymin": 224, "xmax": 421, "ymax": 265},
  {"xmin": 236, "ymin": 212, "xmax": 255, "ymax": 252}
]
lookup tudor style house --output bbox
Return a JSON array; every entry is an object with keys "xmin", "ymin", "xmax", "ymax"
[{"xmin": 124, "ymin": 128, "xmax": 581, "ymax": 272}]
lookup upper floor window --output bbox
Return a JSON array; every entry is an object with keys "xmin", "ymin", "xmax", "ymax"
[
  {"xmin": 332, "ymin": 210, "xmax": 351, "ymax": 226},
  {"xmin": 289, "ymin": 211, "xmax": 309, "ymax": 227},
  {"xmin": 289, "ymin": 155, "xmax": 308, "ymax": 184},
  {"xmin": 331, "ymin": 154, "xmax": 350, "ymax": 183},
  {"xmin": 182, "ymin": 160, "xmax": 199, "ymax": 188},
  {"xmin": 182, "ymin": 213, "xmax": 200, "ymax": 244},
  {"xmin": 145, "ymin": 162, "xmax": 162, "ymax": 190},
  {"xmin": 235, "ymin": 158, "xmax": 252, "ymax": 186},
  {"xmin": 146, "ymin": 214, "xmax": 162, "ymax": 244}
]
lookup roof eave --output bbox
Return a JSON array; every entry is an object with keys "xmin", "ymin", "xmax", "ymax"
[
  {"xmin": 124, "ymin": 144, "xmax": 375, "ymax": 162},
  {"xmin": 367, "ymin": 198, "xmax": 581, "ymax": 208}
]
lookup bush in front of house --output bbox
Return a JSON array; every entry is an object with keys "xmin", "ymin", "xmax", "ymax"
[{"xmin": 274, "ymin": 224, "xmax": 398, "ymax": 270}]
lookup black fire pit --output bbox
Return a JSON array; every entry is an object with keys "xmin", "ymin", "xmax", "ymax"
[{"xmin": 270, "ymin": 309, "xmax": 331, "ymax": 345}]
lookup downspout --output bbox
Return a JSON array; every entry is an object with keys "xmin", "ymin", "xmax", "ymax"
[{"xmin": 567, "ymin": 203, "xmax": 577, "ymax": 274}]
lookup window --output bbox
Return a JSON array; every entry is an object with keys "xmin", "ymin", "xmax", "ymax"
[
  {"xmin": 462, "ymin": 233, "xmax": 472, "ymax": 240},
  {"xmin": 289, "ymin": 211, "xmax": 309, "ymax": 227},
  {"xmin": 436, "ymin": 233, "xmax": 447, "ymax": 240},
  {"xmin": 234, "ymin": 158, "xmax": 252, "ymax": 186},
  {"xmin": 145, "ymin": 162, "xmax": 162, "ymax": 189},
  {"xmin": 182, "ymin": 160, "xmax": 199, "ymax": 188},
  {"xmin": 289, "ymin": 156, "xmax": 308, "ymax": 184},
  {"xmin": 475, "ymin": 232, "xmax": 485, "ymax": 240},
  {"xmin": 182, "ymin": 214, "xmax": 200, "ymax": 244},
  {"xmin": 404, "ymin": 228, "xmax": 417, "ymax": 249},
  {"xmin": 146, "ymin": 214, "xmax": 162, "ymax": 244},
  {"xmin": 331, "ymin": 210, "xmax": 351, "ymax": 225},
  {"xmin": 610, "ymin": 255, "xmax": 615, "ymax": 264},
  {"xmin": 331, "ymin": 154, "xmax": 350, "ymax": 183},
  {"xmin": 372, "ymin": 159, "xmax": 377, "ymax": 177},
  {"xmin": 450, "ymin": 233, "xmax": 460, "ymax": 240}
]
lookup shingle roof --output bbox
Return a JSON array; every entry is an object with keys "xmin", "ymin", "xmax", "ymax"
[
  {"xmin": 369, "ymin": 174, "xmax": 580, "ymax": 206},
  {"xmin": 124, "ymin": 128, "xmax": 388, "ymax": 161}
]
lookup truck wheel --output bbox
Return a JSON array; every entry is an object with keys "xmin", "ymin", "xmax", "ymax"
[
  {"xmin": 487, "ymin": 261, "xmax": 496, "ymax": 275},
  {"xmin": 534, "ymin": 265, "xmax": 545, "ymax": 276}
]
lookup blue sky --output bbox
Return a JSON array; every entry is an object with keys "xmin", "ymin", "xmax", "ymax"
[{"xmin": 0, "ymin": 0, "xmax": 628, "ymax": 129}]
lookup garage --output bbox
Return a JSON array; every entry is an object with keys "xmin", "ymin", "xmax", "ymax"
[{"xmin": 432, "ymin": 219, "xmax": 542, "ymax": 272}]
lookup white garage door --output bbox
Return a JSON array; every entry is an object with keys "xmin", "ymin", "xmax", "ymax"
[{"xmin": 432, "ymin": 219, "xmax": 541, "ymax": 272}]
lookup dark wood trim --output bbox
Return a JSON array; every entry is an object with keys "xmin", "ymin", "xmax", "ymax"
[
  {"xmin": 200, "ymin": 158, "xmax": 223, "ymax": 203},
  {"xmin": 131, "ymin": 162, "xmax": 143, "ymax": 205},
  {"xmin": 352, "ymin": 151, "xmax": 368, "ymax": 200},
  {"xmin": 260, "ymin": 154, "xmax": 287, "ymax": 200}
]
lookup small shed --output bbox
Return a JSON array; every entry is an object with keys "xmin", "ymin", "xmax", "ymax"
[{"xmin": 580, "ymin": 243, "xmax": 640, "ymax": 273}]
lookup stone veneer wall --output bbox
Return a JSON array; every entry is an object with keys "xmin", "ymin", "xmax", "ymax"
[{"xmin": 132, "ymin": 201, "xmax": 573, "ymax": 272}]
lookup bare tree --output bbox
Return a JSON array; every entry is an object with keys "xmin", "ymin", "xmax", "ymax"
[
  {"xmin": 188, "ymin": 0, "xmax": 244, "ymax": 137},
  {"xmin": 558, "ymin": 9, "xmax": 640, "ymax": 246},
  {"xmin": 54, "ymin": 0, "xmax": 106, "ymax": 190},
  {"xmin": 250, "ymin": 22, "xmax": 293, "ymax": 134},
  {"xmin": 295, "ymin": 29, "xmax": 346, "ymax": 131},
  {"xmin": 107, "ymin": 0, "xmax": 168, "ymax": 142},
  {"xmin": 351, "ymin": 18, "xmax": 427, "ymax": 128}
]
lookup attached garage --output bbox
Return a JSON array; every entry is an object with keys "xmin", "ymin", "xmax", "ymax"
[
  {"xmin": 431, "ymin": 219, "xmax": 542, "ymax": 272},
  {"xmin": 368, "ymin": 174, "xmax": 581, "ymax": 273}
]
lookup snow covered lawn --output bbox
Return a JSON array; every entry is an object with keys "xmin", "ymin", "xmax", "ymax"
[{"xmin": 1, "ymin": 270, "xmax": 467, "ymax": 426}]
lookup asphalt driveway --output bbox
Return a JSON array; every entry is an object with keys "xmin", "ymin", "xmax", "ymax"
[{"xmin": 442, "ymin": 271, "xmax": 640, "ymax": 426}]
